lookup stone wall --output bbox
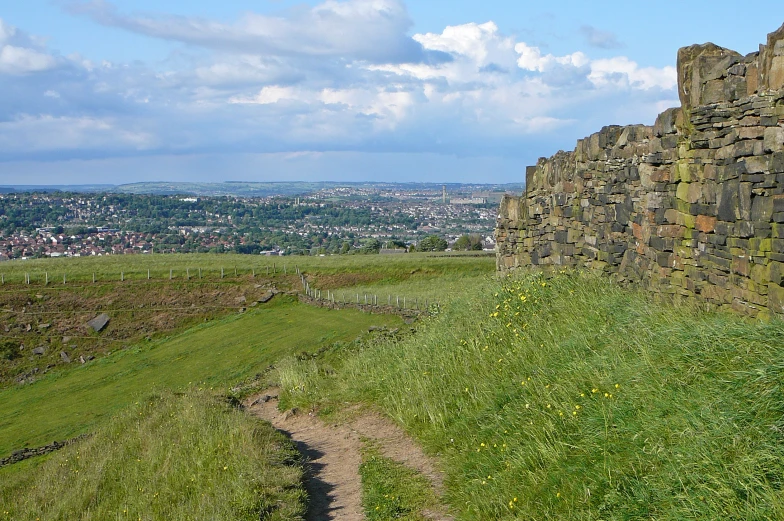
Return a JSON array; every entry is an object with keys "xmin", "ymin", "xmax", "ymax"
[{"xmin": 496, "ymin": 23, "xmax": 784, "ymax": 318}]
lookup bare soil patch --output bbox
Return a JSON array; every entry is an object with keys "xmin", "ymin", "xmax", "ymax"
[{"xmin": 248, "ymin": 390, "xmax": 452, "ymax": 521}]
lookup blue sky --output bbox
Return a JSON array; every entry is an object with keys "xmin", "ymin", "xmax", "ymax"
[{"xmin": 0, "ymin": 1, "xmax": 781, "ymax": 185}]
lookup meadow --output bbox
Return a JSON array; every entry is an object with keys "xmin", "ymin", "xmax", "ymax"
[
  {"xmin": 5, "ymin": 251, "xmax": 783, "ymax": 519},
  {"xmin": 279, "ymin": 269, "xmax": 784, "ymax": 520}
]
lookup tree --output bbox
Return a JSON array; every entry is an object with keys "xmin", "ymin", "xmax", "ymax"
[
  {"xmin": 453, "ymin": 235, "xmax": 471, "ymax": 251},
  {"xmin": 453, "ymin": 233, "xmax": 484, "ymax": 251},
  {"xmin": 417, "ymin": 235, "xmax": 448, "ymax": 252}
]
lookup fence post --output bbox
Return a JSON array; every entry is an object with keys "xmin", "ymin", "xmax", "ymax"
[
  {"xmin": 357, "ymin": 293, "xmax": 359, "ymax": 304},
  {"xmin": 252, "ymin": 269, "xmax": 255, "ymax": 278},
  {"xmin": 267, "ymin": 266, "xmax": 270, "ymax": 276},
  {"xmin": 1, "ymin": 274, "xmax": 3, "ymax": 284},
  {"xmin": 93, "ymin": 273, "xmax": 96, "ymax": 283},
  {"xmin": 121, "ymin": 271, "xmax": 124, "ymax": 282},
  {"xmin": 284, "ymin": 264, "xmax": 287, "ymax": 275},
  {"xmin": 199, "ymin": 268, "xmax": 202, "ymax": 279},
  {"xmin": 403, "ymin": 297, "xmax": 406, "ymax": 309},
  {"xmin": 234, "ymin": 266, "xmax": 237, "ymax": 276},
  {"xmin": 396, "ymin": 296, "xmax": 399, "ymax": 307},
  {"xmin": 147, "ymin": 269, "xmax": 150, "ymax": 280},
  {"xmin": 63, "ymin": 274, "xmax": 66, "ymax": 285},
  {"xmin": 186, "ymin": 268, "xmax": 190, "ymax": 280},
  {"xmin": 221, "ymin": 267, "xmax": 224, "ymax": 279},
  {"xmin": 170, "ymin": 269, "xmax": 173, "ymax": 280},
  {"xmin": 45, "ymin": 272, "xmax": 48, "ymax": 285}
]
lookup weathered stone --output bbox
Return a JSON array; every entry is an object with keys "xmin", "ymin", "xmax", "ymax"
[
  {"xmin": 60, "ymin": 351, "xmax": 71, "ymax": 364},
  {"xmin": 86, "ymin": 313, "xmax": 110, "ymax": 332},
  {"xmin": 769, "ymin": 283, "xmax": 784, "ymax": 314},
  {"xmin": 695, "ymin": 215, "xmax": 718, "ymax": 233},
  {"xmin": 32, "ymin": 346, "xmax": 46, "ymax": 355},
  {"xmin": 764, "ymin": 126, "xmax": 784, "ymax": 153}
]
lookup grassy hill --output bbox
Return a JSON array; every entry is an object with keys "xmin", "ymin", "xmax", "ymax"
[
  {"xmin": 278, "ymin": 269, "xmax": 784, "ymax": 520},
  {"xmin": 5, "ymin": 253, "xmax": 783, "ymax": 519}
]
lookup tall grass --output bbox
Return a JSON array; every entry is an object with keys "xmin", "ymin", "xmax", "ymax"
[
  {"xmin": 0, "ymin": 390, "xmax": 305, "ymax": 520},
  {"xmin": 280, "ymin": 269, "xmax": 784, "ymax": 519}
]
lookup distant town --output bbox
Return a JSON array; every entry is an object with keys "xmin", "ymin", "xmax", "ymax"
[{"xmin": 0, "ymin": 183, "xmax": 520, "ymax": 260}]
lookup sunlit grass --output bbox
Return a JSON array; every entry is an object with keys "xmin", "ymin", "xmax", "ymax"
[
  {"xmin": 0, "ymin": 296, "xmax": 400, "ymax": 456},
  {"xmin": 0, "ymin": 390, "xmax": 305, "ymax": 521},
  {"xmin": 280, "ymin": 269, "xmax": 784, "ymax": 520}
]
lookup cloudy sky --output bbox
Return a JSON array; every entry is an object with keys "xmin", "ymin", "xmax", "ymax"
[{"xmin": 0, "ymin": 1, "xmax": 779, "ymax": 185}]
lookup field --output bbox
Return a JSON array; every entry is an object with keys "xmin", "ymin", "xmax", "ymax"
[
  {"xmin": 5, "ymin": 252, "xmax": 783, "ymax": 519},
  {"xmin": 0, "ymin": 252, "xmax": 492, "ymax": 520}
]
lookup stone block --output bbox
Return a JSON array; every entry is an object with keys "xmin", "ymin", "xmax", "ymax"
[
  {"xmin": 771, "ymin": 152, "xmax": 784, "ymax": 173},
  {"xmin": 86, "ymin": 313, "xmax": 110, "ymax": 332},
  {"xmin": 770, "ymin": 283, "xmax": 784, "ymax": 314},
  {"xmin": 738, "ymin": 126, "xmax": 766, "ymax": 140},
  {"xmin": 717, "ymin": 161, "xmax": 747, "ymax": 182},
  {"xmin": 657, "ymin": 225, "xmax": 686, "ymax": 238},
  {"xmin": 676, "ymin": 182, "xmax": 691, "ymax": 202},
  {"xmin": 751, "ymin": 196, "xmax": 775, "ymax": 221},
  {"xmin": 764, "ymin": 126, "xmax": 784, "ymax": 153},
  {"xmin": 695, "ymin": 215, "xmax": 717, "ymax": 233},
  {"xmin": 744, "ymin": 155, "xmax": 769, "ymax": 174}
]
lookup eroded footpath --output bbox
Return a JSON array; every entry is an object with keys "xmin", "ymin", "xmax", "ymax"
[{"xmin": 247, "ymin": 389, "xmax": 453, "ymax": 521}]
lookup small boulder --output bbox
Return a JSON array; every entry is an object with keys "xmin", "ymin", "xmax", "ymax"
[
  {"xmin": 32, "ymin": 346, "xmax": 46, "ymax": 356},
  {"xmin": 257, "ymin": 291, "xmax": 275, "ymax": 303},
  {"xmin": 37, "ymin": 323, "xmax": 50, "ymax": 330},
  {"xmin": 79, "ymin": 355, "xmax": 86, "ymax": 364},
  {"xmin": 86, "ymin": 314, "xmax": 110, "ymax": 332},
  {"xmin": 235, "ymin": 296, "xmax": 247, "ymax": 304},
  {"xmin": 60, "ymin": 351, "xmax": 71, "ymax": 364},
  {"xmin": 62, "ymin": 336, "xmax": 72, "ymax": 344}
]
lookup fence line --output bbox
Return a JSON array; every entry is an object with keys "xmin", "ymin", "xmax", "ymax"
[
  {"xmin": 0, "ymin": 264, "xmax": 441, "ymax": 313},
  {"xmin": 0, "ymin": 263, "xmax": 296, "ymax": 286},
  {"xmin": 298, "ymin": 272, "xmax": 438, "ymax": 313}
]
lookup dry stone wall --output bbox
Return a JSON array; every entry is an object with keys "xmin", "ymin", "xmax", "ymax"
[{"xmin": 496, "ymin": 23, "xmax": 784, "ymax": 318}]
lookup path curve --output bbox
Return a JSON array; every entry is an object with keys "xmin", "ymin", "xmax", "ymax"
[{"xmin": 247, "ymin": 390, "xmax": 452, "ymax": 521}]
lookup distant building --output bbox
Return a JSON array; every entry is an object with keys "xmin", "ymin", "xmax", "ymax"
[
  {"xmin": 379, "ymin": 249, "xmax": 406, "ymax": 255},
  {"xmin": 451, "ymin": 197, "xmax": 487, "ymax": 205}
]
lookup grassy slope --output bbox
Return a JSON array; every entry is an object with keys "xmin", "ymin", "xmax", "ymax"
[
  {"xmin": 0, "ymin": 390, "xmax": 305, "ymax": 521},
  {"xmin": 0, "ymin": 252, "xmax": 494, "ymax": 284},
  {"xmin": 280, "ymin": 270, "xmax": 784, "ymax": 520},
  {"xmin": 0, "ymin": 296, "xmax": 400, "ymax": 456}
]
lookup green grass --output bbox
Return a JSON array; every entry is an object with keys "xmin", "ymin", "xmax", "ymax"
[
  {"xmin": 0, "ymin": 252, "xmax": 494, "ymax": 285},
  {"xmin": 0, "ymin": 295, "xmax": 400, "ymax": 456},
  {"xmin": 279, "ymin": 269, "xmax": 784, "ymax": 520},
  {"xmin": 0, "ymin": 390, "xmax": 305, "ymax": 521},
  {"xmin": 360, "ymin": 443, "xmax": 437, "ymax": 521}
]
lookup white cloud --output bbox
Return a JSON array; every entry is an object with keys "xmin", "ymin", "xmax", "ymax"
[
  {"xmin": 0, "ymin": 45, "xmax": 57, "ymax": 74},
  {"xmin": 0, "ymin": 18, "xmax": 58, "ymax": 74},
  {"xmin": 67, "ymin": 0, "xmax": 419, "ymax": 63},
  {"xmin": 589, "ymin": 57, "xmax": 677, "ymax": 90},
  {"xmin": 0, "ymin": 9, "xmax": 679, "ymax": 168},
  {"xmin": 0, "ymin": 114, "xmax": 154, "ymax": 152}
]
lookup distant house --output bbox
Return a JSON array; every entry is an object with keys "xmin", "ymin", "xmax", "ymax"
[{"xmin": 380, "ymin": 249, "xmax": 406, "ymax": 255}]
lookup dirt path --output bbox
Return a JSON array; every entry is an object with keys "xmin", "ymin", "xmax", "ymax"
[{"xmin": 247, "ymin": 390, "xmax": 452, "ymax": 521}]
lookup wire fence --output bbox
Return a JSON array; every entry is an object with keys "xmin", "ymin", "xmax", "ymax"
[{"xmin": 0, "ymin": 263, "xmax": 438, "ymax": 313}]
